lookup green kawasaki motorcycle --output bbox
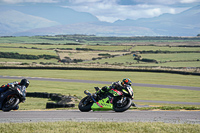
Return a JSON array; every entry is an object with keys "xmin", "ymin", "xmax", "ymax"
[{"xmin": 78, "ymin": 85, "xmax": 134, "ymax": 112}]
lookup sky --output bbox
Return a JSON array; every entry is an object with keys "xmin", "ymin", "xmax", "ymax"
[{"xmin": 0, "ymin": 0, "xmax": 200, "ymax": 22}]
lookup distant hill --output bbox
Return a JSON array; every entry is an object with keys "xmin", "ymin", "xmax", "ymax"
[
  {"xmin": 14, "ymin": 22, "xmax": 157, "ymax": 36},
  {"xmin": 6, "ymin": 5, "xmax": 100, "ymax": 25},
  {"xmin": 0, "ymin": 5, "xmax": 99, "ymax": 36},
  {"xmin": 0, "ymin": 10, "xmax": 60, "ymax": 36},
  {"xmin": 113, "ymin": 5, "xmax": 200, "ymax": 36},
  {"xmin": 0, "ymin": 5, "xmax": 199, "ymax": 36}
]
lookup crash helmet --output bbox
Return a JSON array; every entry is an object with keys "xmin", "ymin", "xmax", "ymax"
[
  {"xmin": 20, "ymin": 79, "xmax": 30, "ymax": 88},
  {"xmin": 122, "ymin": 78, "xmax": 132, "ymax": 86}
]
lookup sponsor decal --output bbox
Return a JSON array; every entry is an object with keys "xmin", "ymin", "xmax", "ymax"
[
  {"xmin": 111, "ymin": 89, "xmax": 123, "ymax": 95},
  {"xmin": 96, "ymin": 102, "xmax": 103, "ymax": 108}
]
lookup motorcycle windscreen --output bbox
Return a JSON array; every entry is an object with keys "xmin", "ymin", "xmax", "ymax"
[{"xmin": 17, "ymin": 85, "xmax": 26, "ymax": 97}]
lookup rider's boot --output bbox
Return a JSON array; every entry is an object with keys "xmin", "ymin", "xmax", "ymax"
[
  {"xmin": 13, "ymin": 105, "xmax": 19, "ymax": 111},
  {"xmin": 131, "ymin": 101, "xmax": 136, "ymax": 107}
]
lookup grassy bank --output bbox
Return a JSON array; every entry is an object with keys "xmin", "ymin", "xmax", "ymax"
[
  {"xmin": 0, "ymin": 69, "xmax": 200, "ymax": 87},
  {"xmin": 0, "ymin": 121, "xmax": 199, "ymax": 133}
]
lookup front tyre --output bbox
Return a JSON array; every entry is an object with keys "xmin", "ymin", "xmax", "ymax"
[
  {"xmin": 2, "ymin": 95, "xmax": 20, "ymax": 112},
  {"xmin": 78, "ymin": 96, "xmax": 93, "ymax": 112},
  {"xmin": 113, "ymin": 97, "xmax": 132, "ymax": 112}
]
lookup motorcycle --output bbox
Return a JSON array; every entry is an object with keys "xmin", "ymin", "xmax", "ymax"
[
  {"xmin": 0, "ymin": 85, "xmax": 26, "ymax": 112},
  {"xmin": 78, "ymin": 85, "xmax": 134, "ymax": 112}
]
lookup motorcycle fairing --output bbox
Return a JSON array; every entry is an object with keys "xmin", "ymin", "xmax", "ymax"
[
  {"xmin": 91, "ymin": 89, "xmax": 123, "ymax": 111},
  {"xmin": 109, "ymin": 89, "xmax": 123, "ymax": 96},
  {"xmin": 91, "ymin": 97, "xmax": 113, "ymax": 111}
]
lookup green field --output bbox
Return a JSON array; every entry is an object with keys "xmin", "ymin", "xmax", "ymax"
[
  {"xmin": 0, "ymin": 36, "xmax": 75, "ymax": 44},
  {"xmin": 0, "ymin": 36, "xmax": 200, "ymax": 69},
  {"xmin": 85, "ymin": 45, "xmax": 133, "ymax": 51},
  {"xmin": 132, "ymin": 46, "xmax": 200, "ymax": 51},
  {"xmin": 0, "ymin": 43, "xmax": 83, "ymax": 49},
  {"xmin": 0, "ymin": 121, "xmax": 199, "ymax": 133},
  {"xmin": 84, "ymin": 54, "xmax": 200, "ymax": 67},
  {"xmin": 0, "ymin": 47, "xmax": 57, "ymax": 56}
]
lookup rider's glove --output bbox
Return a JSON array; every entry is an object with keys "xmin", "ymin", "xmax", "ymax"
[
  {"xmin": 92, "ymin": 93, "xmax": 97, "ymax": 99},
  {"xmin": 101, "ymin": 86, "xmax": 108, "ymax": 91},
  {"xmin": 112, "ymin": 81, "xmax": 119, "ymax": 87},
  {"xmin": 13, "ymin": 81, "xmax": 19, "ymax": 85}
]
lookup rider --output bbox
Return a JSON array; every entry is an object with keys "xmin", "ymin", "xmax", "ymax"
[
  {"xmin": 95, "ymin": 78, "xmax": 135, "ymax": 106},
  {"xmin": 0, "ymin": 79, "xmax": 30, "ymax": 94},
  {"xmin": 0, "ymin": 79, "xmax": 30, "ymax": 110}
]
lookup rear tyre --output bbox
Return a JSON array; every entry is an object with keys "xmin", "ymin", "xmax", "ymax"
[
  {"xmin": 2, "ymin": 95, "xmax": 20, "ymax": 112},
  {"xmin": 113, "ymin": 97, "xmax": 132, "ymax": 112},
  {"xmin": 78, "ymin": 96, "xmax": 93, "ymax": 112}
]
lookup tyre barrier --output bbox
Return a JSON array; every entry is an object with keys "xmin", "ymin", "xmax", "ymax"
[
  {"xmin": 26, "ymin": 92, "xmax": 76, "ymax": 109},
  {"xmin": 26, "ymin": 92, "xmax": 50, "ymax": 98},
  {"xmin": 46, "ymin": 102, "xmax": 75, "ymax": 109}
]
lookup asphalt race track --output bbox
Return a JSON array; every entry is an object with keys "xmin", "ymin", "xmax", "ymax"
[
  {"xmin": 0, "ymin": 110, "xmax": 200, "ymax": 124},
  {"xmin": 1, "ymin": 75, "xmax": 200, "ymax": 91}
]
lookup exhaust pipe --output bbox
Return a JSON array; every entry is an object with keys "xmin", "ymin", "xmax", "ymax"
[{"xmin": 84, "ymin": 90, "xmax": 92, "ymax": 96}]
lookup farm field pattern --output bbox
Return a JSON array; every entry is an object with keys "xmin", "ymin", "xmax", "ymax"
[{"xmin": 0, "ymin": 36, "xmax": 200, "ymax": 69}]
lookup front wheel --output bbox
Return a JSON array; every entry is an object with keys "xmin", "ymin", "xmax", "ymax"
[
  {"xmin": 78, "ymin": 96, "xmax": 93, "ymax": 112},
  {"xmin": 113, "ymin": 97, "xmax": 132, "ymax": 112},
  {"xmin": 2, "ymin": 95, "xmax": 20, "ymax": 112}
]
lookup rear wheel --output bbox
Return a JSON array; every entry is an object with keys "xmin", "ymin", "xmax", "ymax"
[
  {"xmin": 2, "ymin": 95, "xmax": 20, "ymax": 112},
  {"xmin": 78, "ymin": 96, "xmax": 93, "ymax": 112},
  {"xmin": 113, "ymin": 97, "xmax": 132, "ymax": 112}
]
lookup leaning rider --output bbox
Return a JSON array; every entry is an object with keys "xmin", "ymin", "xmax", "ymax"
[
  {"xmin": 0, "ymin": 79, "xmax": 30, "ymax": 110},
  {"xmin": 0, "ymin": 79, "xmax": 30, "ymax": 94},
  {"xmin": 95, "ymin": 78, "xmax": 135, "ymax": 106}
]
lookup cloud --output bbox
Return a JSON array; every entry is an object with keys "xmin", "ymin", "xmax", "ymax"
[
  {"xmin": 65, "ymin": 3, "xmax": 186, "ymax": 22},
  {"xmin": 63, "ymin": 0, "xmax": 200, "ymax": 22},
  {"xmin": 69, "ymin": 0, "xmax": 104, "ymax": 4},
  {"xmin": 130, "ymin": 0, "xmax": 200, "ymax": 5},
  {"xmin": 180, "ymin": 0, "xmax": 200, "ymax": 3},
  {"xmin": 1, "ymin": 0, "xmax": 199, "ymax": 22},
  {"xmin": 1, "ymin": 0, "xmax": 60, "ymax": 4},
  {"xmin": 69, "ymin": 0, "xmax": 117, "ymax": 4}
]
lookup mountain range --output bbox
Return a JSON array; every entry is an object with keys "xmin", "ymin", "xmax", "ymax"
[{"xmin": 0, "ymin": 5, "xmax": 199, "ymax": 36}]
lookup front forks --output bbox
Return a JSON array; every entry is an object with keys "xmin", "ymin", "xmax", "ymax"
[
  {"xmin": 7, "ymin": 95, "xmax": 15, "ymax": 104},
  {"xmin": 117, "ymin": 97, "xmax": 126, "ymax": 105}
]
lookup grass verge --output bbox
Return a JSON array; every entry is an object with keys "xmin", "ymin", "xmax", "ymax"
[
  {"xmin": 131, "ymin": 106, "xmax": 200, "ymax": 110},
  {"xmin": 0, "ymin": 121, "xmax": 199, "ymax": 133}
]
